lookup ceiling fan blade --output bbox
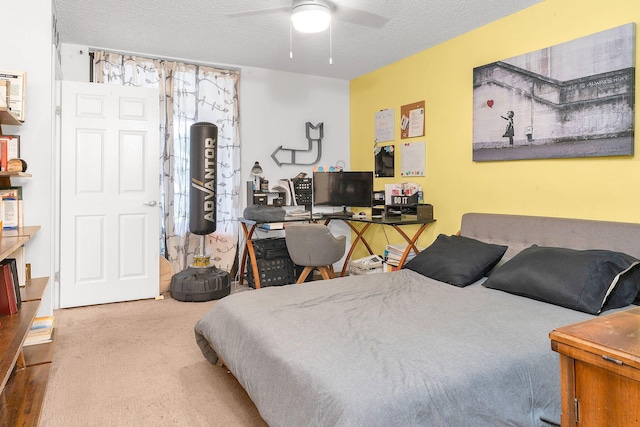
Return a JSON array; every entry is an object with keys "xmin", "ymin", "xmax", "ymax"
[
  {"xmin": 331, "ymin": 4, "xmax": 388, "ymax": 28},
  {"xmin": 225, "ymin": 5, "xmax": 290, "ymax": 19}
]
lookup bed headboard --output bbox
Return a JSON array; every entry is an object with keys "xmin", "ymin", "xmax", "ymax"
[{"xmin": 460, "ymin": 213, "xmax": 640, "ymax": 262}]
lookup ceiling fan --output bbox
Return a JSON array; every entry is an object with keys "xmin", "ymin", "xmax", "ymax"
[{"xmin": 225, "ymin": 0, "xmax": 389, "ymax": 32}]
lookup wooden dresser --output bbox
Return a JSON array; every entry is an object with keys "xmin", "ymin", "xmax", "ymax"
[{"xmin": 550, "ymin": 307, "xmax": 640, "ymax": 426}]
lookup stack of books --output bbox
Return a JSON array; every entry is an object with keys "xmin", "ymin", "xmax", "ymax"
[
  {"xmin": 24, "ymin": 316, "xmax": 55, "ymax": 346},
  {"xmin": 383, "ymin": 243, "xmax": 422, "ymax": 269}
]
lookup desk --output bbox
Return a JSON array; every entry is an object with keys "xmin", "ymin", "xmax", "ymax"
[
  {"xmin": 239, "ymin": 216, "xmax": 435, "ymax": 288},
  {"xmin": 321, "ymin": 216, "xmax": 436, "ymax": 277}
]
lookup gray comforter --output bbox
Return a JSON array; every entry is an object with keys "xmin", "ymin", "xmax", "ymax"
[{"xmin": 194, "ymin": 269, "xmax": 596, "ymax": 426}]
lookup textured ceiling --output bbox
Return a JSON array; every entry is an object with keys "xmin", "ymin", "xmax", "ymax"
[{"xmin": 53, "ymin": 0, "xmax": 543, "ymax": 80}]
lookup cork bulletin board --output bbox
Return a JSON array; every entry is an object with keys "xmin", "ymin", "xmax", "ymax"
[{"xmin": 400, "ymin": 101, "xmax": 425, "ymax": 139}]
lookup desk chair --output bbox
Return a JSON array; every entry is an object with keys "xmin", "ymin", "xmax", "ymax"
[{"xmin": 285, "ymin": 223, "xmax": 346, "ymax": 284}]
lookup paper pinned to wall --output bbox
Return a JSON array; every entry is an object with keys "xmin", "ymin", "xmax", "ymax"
[
  {"xmin": 375, "ymin": 109, "xmax": 394, "ymax": 143},
  {"xmin": 401, "ymin": 141, "xmax": 425, "ymax": 176},
  {"xmin": 408, "ymin": 107, "xmax": 424, "ymax": 138}
]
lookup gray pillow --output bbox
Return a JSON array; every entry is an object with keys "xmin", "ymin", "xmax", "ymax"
[
  {"xmin": 483, "ymin": 245, "xmax": 640, "ymax": 315},
  {"xmin": 403, "ymin": 234, "xmax": 507, "ymax": 287}
]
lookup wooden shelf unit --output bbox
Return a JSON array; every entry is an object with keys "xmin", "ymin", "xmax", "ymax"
[
  {"xmin": 0, "ymin": 226, "xmax": 39, "ymax": 260},
  {"xmin": 0, "ymin": 226, "xmax": 52, "ymax": 426},
  {"xmin": 0, "ymin": 108, "xmax": 21, "ymax": 127},
  {"xmin": 0, "ymin": 172, "xmax": 31, "ymax": 189},
  {"xmin": 0, "ymin": 81, "xmax": 52, "ymax": 425}
]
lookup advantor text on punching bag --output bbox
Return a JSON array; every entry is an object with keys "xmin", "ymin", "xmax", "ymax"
[{"xmin": 190, "ymin": 122, "xmax": 218, "ymax": 235}]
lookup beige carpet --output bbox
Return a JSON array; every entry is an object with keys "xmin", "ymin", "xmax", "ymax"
[{"xmin": 40, "ymin": 290, "xmax": 268, "ymax": 427}]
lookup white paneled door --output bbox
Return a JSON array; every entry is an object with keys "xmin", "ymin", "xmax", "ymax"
[{"xmin": 60, "ymin": 82, "xmax": 160, "ymax": 308}]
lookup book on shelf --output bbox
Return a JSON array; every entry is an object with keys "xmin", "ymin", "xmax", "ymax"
[
  {"xmin": 2, "ymin": 196, "xmax": 18, "ymax": 229},
  {"xmin": 0, "ymin": 258, "xmax": 19, "ymax": 315},
  {"xmin": 7, "ymin": 246, "xmax": 25, "ymax": 286},
  {"xmin": 29, "ymin": 315, "xmax": 54, "ymax": 331},
  {"xmin": 0, "ymin": 70, "xmax": 26, "ymax": 122},
  {"xmin": 4, "ymin": 259, "xmax": 21, "ymax": 309},
  {"xmin": 0, "ymin": 186, "xmax": 23, "ymax": 228},
  {"xmin": 260, "ymin": 221, "xmax": 308, "ymax": 230},
  {"xmin": 0, "ymin": 135, "xmax": 20, "ymax": 172},
  {"xmin": 0, "ymin": 138, "xmax": 6, "ymax": 171},
  {"xmin": 259, "ymin": 222, "xmax": 285, "ymax": 230},
  {"xmin": 0, "ymin": 135, "xmax": 19, "ymax": 161},
  {"xmin": 23, "ymin": 316, "xmax": 55, "ymax": 346},
  {"xmin": 0, "ymin": 80, "xmax": 8, "ymax": 109}
]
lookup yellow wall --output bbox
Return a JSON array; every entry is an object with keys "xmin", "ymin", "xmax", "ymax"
[{"xmin": 349, "ymin": 0, "xmax": 640, "ymax": 256}]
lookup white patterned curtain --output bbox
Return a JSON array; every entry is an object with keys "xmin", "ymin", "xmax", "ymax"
[{"xmin": 93, "ymin": 52, "xmax": 240, "ymax": 274}]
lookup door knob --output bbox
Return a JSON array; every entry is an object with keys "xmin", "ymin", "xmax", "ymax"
[{"xmin": 143, "ymin": 200, "xmax": 158, "ymax": 207}]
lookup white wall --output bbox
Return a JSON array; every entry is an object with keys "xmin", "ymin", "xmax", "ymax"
[
  {"xmin": 238, "ymin": 67, "xmax": 351, "ymax": 261},
  {"xmin": 3, "ymin": 0, "xmax": 55, "ymax": 315},
  {"xmin": 239, "ymin": 67, "xmax": 350, "ymax": 204},
  {"xmin": 59, "ymin": 44, "xmax": 91, "ymax": 82}
]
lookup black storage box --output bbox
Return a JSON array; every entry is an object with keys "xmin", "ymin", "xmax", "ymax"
[
  {"xmin": 245, "ymin": 237, "xmax": 311, "ymax": 287},
  {"xmin": 251, "ymin": 237, "xmax": 290, "ymax": 259},
  {"xmin": 246, "ymin": 257, "xmax": 297, "ymax": 288}
]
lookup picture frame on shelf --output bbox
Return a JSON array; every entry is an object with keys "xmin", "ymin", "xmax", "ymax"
[
  {"xmin": 0, "ymin": 70, "xmax": 26, "ymax": 122},
  {"xmin": 0, "ymin": 186, "xmax": 23, "ymax": 228},
  {"xmin": 0, "ymin": 135, "xmax": 20, "ymax": 165}
]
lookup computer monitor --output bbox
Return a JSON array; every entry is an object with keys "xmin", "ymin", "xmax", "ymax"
[{"xmin": 312, "ymin": 171, "xmax": 373, "ymax": 215}]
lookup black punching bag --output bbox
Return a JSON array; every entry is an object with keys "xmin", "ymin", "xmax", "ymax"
[
  {"xmin": 171, "ymin": 121, "xmax": 230, "ymax": 302},
  {"xmin": 190, "ymin": 122, "xmax": 218, "ymax": 235}
]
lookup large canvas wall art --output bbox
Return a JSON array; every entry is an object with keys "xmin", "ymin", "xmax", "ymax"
[{"xmin": 473, "ymin": 23, "xmax": 635, "ymax": 161}]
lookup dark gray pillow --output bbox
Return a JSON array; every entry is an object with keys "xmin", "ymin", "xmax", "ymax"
[
  {"xmin": 403, "ymin": 234, "xmax": 507, "ymax": 287},
  {"xmin": 482, "ymin": 245, "xmax": 640, "ymax": 315}
]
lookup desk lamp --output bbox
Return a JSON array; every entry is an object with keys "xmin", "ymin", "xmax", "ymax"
[{"xmin": 251, "ymin": 161, "xmax": 264, "ymax": 191}]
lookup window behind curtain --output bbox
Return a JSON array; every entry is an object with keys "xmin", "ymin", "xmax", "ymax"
[{"xmin": 93, "ymin": 52, "xmax": 240, "ymax": 274}]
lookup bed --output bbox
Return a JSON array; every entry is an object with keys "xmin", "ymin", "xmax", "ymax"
[{"xmin": 194, "ymin": 213, "xmax": 640, "ymax": 426}]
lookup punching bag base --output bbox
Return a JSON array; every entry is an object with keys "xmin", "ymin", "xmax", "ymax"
[{"xmin": 170, "ymin": 266, "xmax": 231, "ymax": 302}]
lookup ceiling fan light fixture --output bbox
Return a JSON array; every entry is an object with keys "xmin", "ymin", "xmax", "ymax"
[{"xmin": 291, "ymin": 3, "xmax": 331, "ymax": 33}]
